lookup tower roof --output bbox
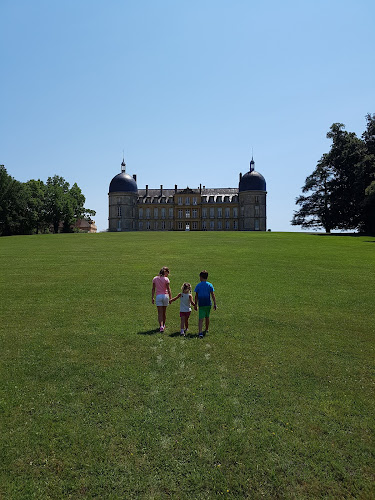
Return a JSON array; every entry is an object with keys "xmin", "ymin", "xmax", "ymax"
[
  {"xmin": 239, "ymin": 158, "xmax": 266, "ymax": 192},
  {"xmin": 109, "ymin": 160, "xmax": 138, "ymax": 193}
]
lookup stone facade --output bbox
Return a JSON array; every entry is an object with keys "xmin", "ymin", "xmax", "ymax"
[{"xmin": 108, "ymin": 160, "xmax": 267, "ymax": 232}]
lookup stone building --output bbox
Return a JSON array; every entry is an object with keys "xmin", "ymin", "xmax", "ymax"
[{"xmin": 108, "ymin": 158, "xmax": 266, "ymax": 231}]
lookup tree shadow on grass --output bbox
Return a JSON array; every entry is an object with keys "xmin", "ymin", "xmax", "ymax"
[{"xmin": 137, "ymin": 328, "xmax": 160, "ymax": 335}]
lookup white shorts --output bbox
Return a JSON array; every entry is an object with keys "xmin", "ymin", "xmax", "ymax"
[{"xmin": 155, "ymin": 294, "xmax": 169, "ymax": 307}]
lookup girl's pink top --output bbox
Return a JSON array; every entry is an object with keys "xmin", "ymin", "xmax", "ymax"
[{"xmin": 153, "ymin": 275, "xmax": 170, "ymax": 295}]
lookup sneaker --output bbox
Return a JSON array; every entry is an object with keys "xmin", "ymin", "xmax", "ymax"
[
  {"xmin": 160, "ymin": 326, "xmax": 164, "ymax": 332},
  {"xmin": 180, "ymin": 330, "xmax": 185, "ymax": 336},
  {"xmin": 199, "ymin": 332, "xmax": 204, "ymax": 338},
  {"xmin": 184, "ymin": 328, "xmax": 189, "ymax": 334}
]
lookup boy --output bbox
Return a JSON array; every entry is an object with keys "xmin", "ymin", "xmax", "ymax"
[{"xmin": 194, "ymin": 270, "xmax": 217, "ymax": 338}]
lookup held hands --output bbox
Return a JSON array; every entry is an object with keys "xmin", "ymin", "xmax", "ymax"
[{"xmin": 152, "ymin": 298, "xmax": 155, "ymax": 304}]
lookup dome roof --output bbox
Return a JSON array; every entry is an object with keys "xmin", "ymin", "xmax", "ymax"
[
  {"xmin": 109, "ymin": 171, "xmax": 138, "ymax": 193},
  {"xmin": 239, "ymin": 170, "xmax": 266, "ymax": 192}
]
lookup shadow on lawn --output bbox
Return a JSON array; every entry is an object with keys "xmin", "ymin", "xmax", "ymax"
[
  {"xmin": 137, "ymin": 328, "xmax": 160, "ymax": 335},
  {"xmin": 137, "ymin": 329, "xmax": 202, "ymax": 339}
]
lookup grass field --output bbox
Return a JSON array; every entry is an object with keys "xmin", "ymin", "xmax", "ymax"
[{"xmin": 1, "ymin": 231, "xmax": 374, "ymax": 499}]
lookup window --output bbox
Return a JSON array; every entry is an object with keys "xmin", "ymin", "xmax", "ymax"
[
  {"xmin": 117, "ymin": 206, "xmax": 122, "ymax": 217},
  {"xmin": 139, "ymin": 208, "xmax": 143, "ymax": 219},
  {"xmin": 178, "ymin": 209, "xmax": 183, "ymax": 219},
  {"xmin": 146, "ymin": 221, "xmax": 151, "ymax": 230},
  {"xmin": 161, "ymin": 208, "xmax": 166, "ymax": 219},
  {"xmin": 216, "ymin": 196, "xmax": 222, "ymax": 203},
  {"xmin": 255, "ymin": 219, "xmax": 260, "ymax": 230},
  {"xmin": 225, "ymin": 207, "xmax": 230, "ymax": 218},
  {"xmin": 209, "ymin": 196, "xmax": 214, "ymax": 203},
  {"xmin": 210, "ymin": 221, "xmax": 215, "ymax": 230},
  {"xmin": 185, "ymin": 223, "xmax": 190, "ymax": 231},
  {"xmin": 154, "ymin": 221, "xmax": 158, "ymax": 230},
  {"xmin": 161, "ymin": 221, "xmax": 166, "ymax": 230},
  {"xmin": 209, "ymin": 207, "xmax": 214, "ymax": 218},
  {"xmin": 217, "ymin": 207, "xmax": 222, "ymax": 218},
  {"xmin": 233, "ymin": 220, "xmax": 238, "ymax": 229},
  {"xmin": 192, "ymin": 221, "xmax": 198, "ymax": 230},
  {"xmin": 117, "ymin": 220, "xmax": 121, "ymax": 231},
  {"xmin": 146, "ymin": 208, "xmax": 150, "ymax": 219},
  {"xmin": 202, "ymin": 208, "xmax": 207, "ymax": 218},
  {"xmin": 139, "ymin": 221, "xmax": 143, "ymax": 230},
  {"xmin": 185, "ymin": 210, "xmax": 190, "ymax": 218},
  {"xmin": 178, "ymin": 222, "xmax": 183, "ymax": 230},
  {"xmin": 154, "ymin": 208, "xmax": 158, "ymax": 219},
  {"xmin": 202, "ymin": 220, "xmax": 207, "ymax": 230},
  {"xmin": 193, "ymin": 197, "xmax": 197, "ymax": 205},
  {"xmin": 225, "ymin": 220, "xmax": 230, "ymax": 230},
  {"xmin": 178, "ymin": 197, "xmax": 183, "ymax": 205},
  {"xmin": 192, "ymin": 209, "xmax": 197, "ymax": 218},
  {"xmin": 233, "ymin": 207, "xmax": 238, "ymax": 218},
  {"xmin": 217, "ymin": 220, "xmax": 222, "ymax": 229},
  {"xmin": 255, "ymin": 205, "xmax": 260, "ymax": 216},
  {"xmin": 169, "ymin": 208, "xmax": 173, "ymax": 218},
  {"xmin": 169, "ymin": 221, "xmax": 173, "ymax": 229},
  {"xmin": 255, "ymin": 195, "xmax": 259, "ymax": 203},
  {"xmin": 185, "ymin": 197, "xmax": 190, "ymax": 205},
  {"xmin": 201, "ymin": 196, "xmax": 207, "ymax": 203}
]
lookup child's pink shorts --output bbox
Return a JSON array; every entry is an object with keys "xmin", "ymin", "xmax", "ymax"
[{"xmin": 180, "ymin": 311, "xmax": 191, "ymax": 318}]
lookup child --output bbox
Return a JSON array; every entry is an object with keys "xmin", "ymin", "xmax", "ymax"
[
  {"xmin": 194, "ymin": 270, "xmax": 216, "ymax": 338},
  {"xmin": 170, "ymin": 282, "xmax": 196, "ymax": 336},
  {"xmin": 152, "ymin": 266, "xmax": 172, "ymax": 332}
]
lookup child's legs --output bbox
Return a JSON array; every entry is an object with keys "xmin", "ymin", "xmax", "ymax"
[
  {"xmin": 180, "ymin": 316, "xmax": 185, "ymax": 330},
  {"xmin": 205, "ymin": 316, "xmax": 210, "ymax": 331},
  {"xmin": 157, "ymin": 306, "xmax": 164, "ymax": 326},
  {"xmin": 184, "ymin": 316, "xmax": 189, "ymax": 329},
  {"xmin": 162, "ymin": 306, "xmax": 167, "ymax": 325}
]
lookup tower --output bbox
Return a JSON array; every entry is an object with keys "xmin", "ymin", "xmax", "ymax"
[
  {"xmin": 108, "ymin": 159, "xmax": 138, "ymax": 231},
  {"xmin": 238, "ymin": 157, "xmax": 267, "ymax": 230}
]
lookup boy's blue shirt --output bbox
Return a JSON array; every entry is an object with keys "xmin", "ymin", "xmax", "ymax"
[{"xmin": 194, "ymin": 281, "xmax": 214, "ymax": 306}]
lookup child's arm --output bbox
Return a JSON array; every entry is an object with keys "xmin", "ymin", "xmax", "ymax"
[
  {"xmin": 211, "ymin": 291, "xmax": 217, "ymax": 310},
  {"xmin": 151, "ymin": 282, "xmax": 156, "ymax": 304},
  {"xmin": 194, "ymin": 293, "xmax": 198, "ymax": 310},
  {"xmin": 189, "ymin": 294, "xmax": 196, "ymax": 308},
  {"xmin": 169, "ymin": 293, "xmax": 181, "ymax": 303}
]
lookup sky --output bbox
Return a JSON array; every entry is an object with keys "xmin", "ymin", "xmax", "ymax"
[{"xmin": 1, "ymin": 0, "xmax": 374, "ymax": 232}]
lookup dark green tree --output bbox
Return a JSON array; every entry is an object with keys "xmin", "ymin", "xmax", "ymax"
[
  {"xmin": 292, "ymin": 116, "xmax": 375, "ymax": 234},
  {"xmin": 0, "ymin": 165, "xmax": 27, "ymax": 236},
  {"xmin": 23, "ymin": 179, "xmax": 47, "ymax": 234},
  {"xmin": 291, "ymin": 155, "xmax": 334, "ymax": 232}
]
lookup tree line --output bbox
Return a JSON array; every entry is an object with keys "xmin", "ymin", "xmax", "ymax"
[
  {"xmin": 292, "ymin": 113, "xmax": 375, "ymax": 234},
  {"xmin": 0, "ymin": 166, "xmax": 96, "ymax": 236}
]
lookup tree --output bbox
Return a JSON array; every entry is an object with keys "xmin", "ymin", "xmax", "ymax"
[
  {"xmin": 291, "ymin": 155, "xmax": 334, "ymax": 232},
  {"xmin": 292, "ymin": 117, "xmax": 375, "ymax": 234},
  {"xmin": 0, "ymin": 166, "xmax": 27, "ymax": 236},
  {"xmin": 44, "ymin": 175, "xmax": 96, "ymax": 233},
  {"xmin": 23, "ymin": 179, "xmax": 47, "ymax": 234}
]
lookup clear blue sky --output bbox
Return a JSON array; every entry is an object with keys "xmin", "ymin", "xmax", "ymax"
[{"xmin": 1, "ymin": 0, "xmax": 374, "ymax": 232}]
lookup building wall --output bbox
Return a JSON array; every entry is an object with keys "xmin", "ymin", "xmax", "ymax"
[
  {"xmin": 109, "ymin": 188, "xmax": 266, "ymax": 231},
  {"xmin": 108, "ymin": 192, "xmax": 138, "ymax": 231}
]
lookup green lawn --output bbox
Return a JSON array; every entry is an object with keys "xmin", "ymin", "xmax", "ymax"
[{"xmin": 0, "ymin": 232, "xmax": 374, "ymax": 499}]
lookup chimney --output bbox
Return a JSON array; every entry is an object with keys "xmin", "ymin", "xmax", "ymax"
[
  {"xmin": 160, "ymin": 185, "xmax": 163, "ymax": 196},
  {"xmin": 146, "ymin": 184, "xmax": 149, "ymax": 196},
  {"xmin": 133, "ymin": 174, "xmax": 137, "ymax": 182},
  {"xmin": 199, "ymin": 183, "xmax": 202, "ymax": 194},
  {"xmin": 175, "ymin": 184, "xmax": 177, "ymax": 193}
]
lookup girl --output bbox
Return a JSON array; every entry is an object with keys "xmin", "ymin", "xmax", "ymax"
[
  {"xmin": 152, "ymin": 267, "xmax": 172, "ymax": 332},
  {"xmin": 170, "ymin": 282, "xmax": 196, "ymax": 336}
]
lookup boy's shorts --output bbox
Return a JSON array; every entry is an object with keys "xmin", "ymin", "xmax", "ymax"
[
  {"xmin": 199, "ymin": 306, "xmax": 211, "ymax": 319},
  {"xmin": 155, "ymin": 294, "xmax": 169, "ymax": 306}
]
